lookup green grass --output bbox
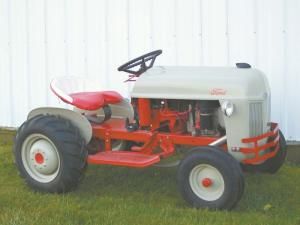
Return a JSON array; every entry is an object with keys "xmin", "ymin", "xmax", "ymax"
[{"xmin": 0, "ymin": 136, "xmax": 299, "ymax": 225}]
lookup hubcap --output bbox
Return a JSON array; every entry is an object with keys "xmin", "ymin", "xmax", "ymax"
[
  {"xmin": 21, "ymin": 134, "xmax": 60, "ymax": 183},
  {"xmin": 201, "ymin": 177, "xmax": 213, "ymax": 187},
  {"xmin": 189, "ymin": 164, "xmax": 225, "ymax": 201},
  {"xmin": 34, "ymin": 153, "xmax": 44, "ymax": 164}
]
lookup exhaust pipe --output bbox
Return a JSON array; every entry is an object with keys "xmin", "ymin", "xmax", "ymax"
[{"xmin": 209, "ymin": 136, "xmax": 227, "ymax": 146}]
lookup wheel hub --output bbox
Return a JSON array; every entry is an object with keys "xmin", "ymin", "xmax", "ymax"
[
  {"xmin": 189, "ymin": 164, "xmax": 225, "ymax": 201},
  {"xmin": 21, "ymin": 134, "xmax": 61, "ymax": 184},
  {"xmin": 29, "ymin": 139, "xmax": 59, "ymax": 175},
  {"xmin": 34, "ymin": 152, "xmax": 44, "ymax": 164},
  {"xmin": 201, "ymin": 177, "xmax": 213, "ymax": 187}
]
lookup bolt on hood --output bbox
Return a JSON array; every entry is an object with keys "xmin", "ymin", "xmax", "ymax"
[{"xmin": 131, "ymin": 66, "xmax": 270, "ymax": 101}]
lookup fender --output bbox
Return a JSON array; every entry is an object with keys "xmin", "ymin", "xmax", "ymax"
[{"xmin": 28, "ymin": 107, "xmax": 92, "ymax": 144}]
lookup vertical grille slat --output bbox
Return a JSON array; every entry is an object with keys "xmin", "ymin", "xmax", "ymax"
[{"xmin": 249, "ymin": 102, "xmax": 263, "ymax": 137}]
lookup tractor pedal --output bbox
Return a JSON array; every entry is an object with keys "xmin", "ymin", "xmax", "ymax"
[{"xmin": 87, "ymin": 151, "xmax": 160, "ymax": 168}]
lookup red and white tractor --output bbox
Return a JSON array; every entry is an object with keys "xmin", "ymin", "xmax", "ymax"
[{"xmin": 14, "ymin": 50, "xmax": 286, "ymax": 210}]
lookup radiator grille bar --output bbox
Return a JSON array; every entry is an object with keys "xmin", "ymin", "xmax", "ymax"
[{"xmin": 249, "ymin": 102, "xmax": 263, "ymax": 137}]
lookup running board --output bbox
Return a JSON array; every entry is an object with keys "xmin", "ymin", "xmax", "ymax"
[{"xmin": 87, "ymin": 151, "xmax": 160, "ymax": 168}]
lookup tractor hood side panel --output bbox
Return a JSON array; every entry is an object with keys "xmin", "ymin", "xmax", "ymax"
[{"xmin": 131, "ymin": 66, "xmax": 269, "ymax": 101}]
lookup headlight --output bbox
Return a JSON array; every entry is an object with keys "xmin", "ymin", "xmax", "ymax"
[{"xmin": 221, "ymin": 101, "xmax": 234, "ymax": 117}]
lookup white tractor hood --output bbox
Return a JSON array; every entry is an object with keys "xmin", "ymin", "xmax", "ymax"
[{"xmin": 131, "ymin": 66, "xmax": 270, "ymax": 101}]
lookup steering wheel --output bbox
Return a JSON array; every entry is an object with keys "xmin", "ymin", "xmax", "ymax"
[{"xmin": 118, "ymin": 50, "xmax": 162, "ymax": 76}]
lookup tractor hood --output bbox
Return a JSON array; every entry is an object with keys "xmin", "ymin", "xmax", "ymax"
[{"xmin": 131, "ymin": 66, "xmax": 270, "ymax": 100}]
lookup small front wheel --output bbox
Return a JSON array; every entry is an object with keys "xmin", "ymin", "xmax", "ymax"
[{"xmin": 177, "ymin": 147, "xmax": 244, "ymax": 210}]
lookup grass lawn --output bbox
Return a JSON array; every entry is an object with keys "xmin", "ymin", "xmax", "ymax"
[{"xmin": 0, "ymin": 133, "xmax": 299, "ymax": 225}]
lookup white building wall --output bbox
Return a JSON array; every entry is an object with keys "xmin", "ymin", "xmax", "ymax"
[{"xmin": 0, "ymin": 0, "xmax": 299, "ymax": 141}]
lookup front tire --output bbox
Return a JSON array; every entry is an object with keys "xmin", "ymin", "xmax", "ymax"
[
  {"xmin": 14, "ymin": 115, "xmax": 87, "ymax": 193},
  {"xmin": 177, "ymin": 147, "xmax": 244, "ymax": 210}
]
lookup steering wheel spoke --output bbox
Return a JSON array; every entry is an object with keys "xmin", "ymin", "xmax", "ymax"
[{"xmin": 118, "ymin": 50, "xmax": 162, "ymax": 77}]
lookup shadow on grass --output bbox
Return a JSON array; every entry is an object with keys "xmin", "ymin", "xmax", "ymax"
[
  {"xmin": 75, "ymin": 162, "xmax": 300, "ymax": 214},
  {"xmin": 78, "ymin": 165, "xmax": 179, "ymax": 202}
]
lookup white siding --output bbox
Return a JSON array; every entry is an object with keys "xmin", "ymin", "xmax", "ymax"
[{"xmin": 0, "ymin": 0, "xmax": 299, "ymax": 141}]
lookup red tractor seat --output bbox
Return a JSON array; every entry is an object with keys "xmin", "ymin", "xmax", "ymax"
[
  {"xmin": 50, "ymin": 77, "xmax": 123, "ymax": 110},
  {"xmin": 69, "ymin": 91, "xmax": 122, "ymax": 110}
]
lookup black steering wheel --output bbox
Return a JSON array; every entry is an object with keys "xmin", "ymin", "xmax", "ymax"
[{"xmin": 118, "ymin": 50, "xmax": 162, "ymax": 76}]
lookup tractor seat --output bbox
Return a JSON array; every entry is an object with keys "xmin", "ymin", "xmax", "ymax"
[{"xmin": 50, "ymin": 77, "xmax": 123, "ymax": 111}]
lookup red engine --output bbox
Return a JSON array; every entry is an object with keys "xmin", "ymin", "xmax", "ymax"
[{"xmin": 132, "ymin": 98, "xmax": 224, "ymax": 137}]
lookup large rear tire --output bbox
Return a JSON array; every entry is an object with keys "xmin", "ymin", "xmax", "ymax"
[
  {"xmin": 14, "ymin": 115, "xmax": 87, "ymax": 193},
  {"xmin": 177, "ymin": 147, "xmax": 244, "ymax": 210},
  {"xmin": 241, "ymin": 130, "xmax": 287, "ymax": 174}
]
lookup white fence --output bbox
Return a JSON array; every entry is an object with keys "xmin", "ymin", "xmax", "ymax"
[{"xmin": 0, "ymin": 0, "xmax": 299, "ymax": 141}]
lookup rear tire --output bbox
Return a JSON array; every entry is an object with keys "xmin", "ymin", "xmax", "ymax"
[
  {"xmin": 14, "ymin": 115, "xmax": 87, "ymax": 193},
  {"xmin": 241, "ymin": 130, "xmax": 287, "ymax": 174},
  {"xmin": 177, "ymin": 147, "xmax": 244, "ymax": 210}
]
